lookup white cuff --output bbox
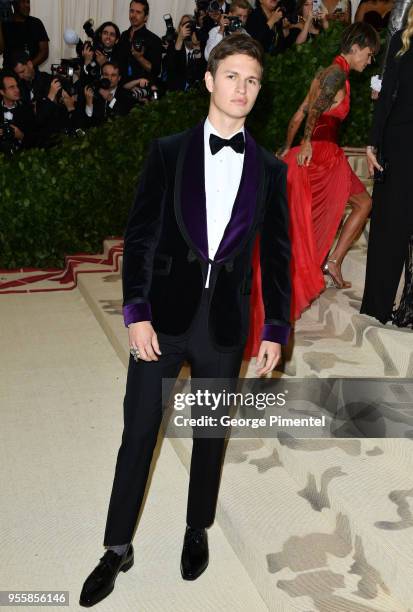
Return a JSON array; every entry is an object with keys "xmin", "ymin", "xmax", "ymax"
[{"xmin": 85, "ymin": 105, "xmax": 93, "ymax": 117}]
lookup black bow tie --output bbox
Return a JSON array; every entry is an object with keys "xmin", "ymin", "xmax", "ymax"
[{"xmin": 209, "ymin": 132, "xmax": 245, "ymax": 155}]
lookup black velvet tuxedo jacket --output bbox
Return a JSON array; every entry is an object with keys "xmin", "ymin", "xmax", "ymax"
[{"xmin": 122, "ymin": 121, "xmax": 291, "ymax": 351}]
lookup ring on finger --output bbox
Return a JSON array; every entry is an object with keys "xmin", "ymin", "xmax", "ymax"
[{"xmin": 130, "ymin": 347, "xmax": 140, "ymax": 362}]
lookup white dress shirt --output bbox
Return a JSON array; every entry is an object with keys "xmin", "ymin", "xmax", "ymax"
[
  {"xmin": 204, "ymin": 26, "xmax": 224, "ymax": 61},
  {"xmin": 203, "ymin": 118, "xmax": 245, "ymax": 287},
  {"xmin": 86, "ymin": 86, "xmax": 118, "ymax": 117}
]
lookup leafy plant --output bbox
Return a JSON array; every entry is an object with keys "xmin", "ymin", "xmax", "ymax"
[{"xmin": 0, "ymin": 23, "xmax": 383, "ymax": 269}]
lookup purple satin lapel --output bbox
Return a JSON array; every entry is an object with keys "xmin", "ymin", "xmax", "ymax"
[
  {"xmin": 215, "ymin": 130, "xmax": 259, "ymax": 262},
  {"xmin": 180, "ymin": 123, "xmax": 208, "ymax": 259},
  {"xmin": 180, "ymin": 125, "xmax": 259, "ymax": 262}
]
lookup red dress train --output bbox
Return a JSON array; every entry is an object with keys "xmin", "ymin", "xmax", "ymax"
[{"xmin": 245, "ymin": 55, "xmax": 365, "ymax": 358}]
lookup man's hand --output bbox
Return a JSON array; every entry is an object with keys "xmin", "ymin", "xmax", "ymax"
[
  {"xmin": 84, "ymin": 85, "xmax": 94, "ymax": 106},
  {"xmin": 82, "ymin": 42, "xmax": 94, "ymax": 66},
  {"xmin": 7, "ymin": 124, "xmax": 22, "ymax": 140},
  {"xmin": 366, "ymin": 145, "xmax": 382, "ymax": 176},
  {"xmin": 267, "ymin": 7, "xmax": 283, "ymax": 28},
  {"xmin": 256, "ymin": 341, "xmax": 281, "ymax": 376},
  {"xmin": 128, "ymin": 321, "xmax": 162, "ymax": 362},
  {"xmin": 48, "ymin": 78, "xmax": 62, "ymax": 101},
  {"xmin": 297, "ymin": 141, "xmax": 312, "ymax": 166},
  {"xmin": 61, "ymin": 89, "xmax": 76, "ymax": 111},
  {"xmin": 95, "ymin": 49, "xmax": 107, "ymax": 67},
  {"xmin": 218, "ymin": 14, "xmax": 230, "ymax": 33},
  {"xmin": 131, "ymin": 44, "xmax": 145, "ymax": 62}
]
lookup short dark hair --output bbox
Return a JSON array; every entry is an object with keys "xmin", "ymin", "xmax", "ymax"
[
  {"xmin": 207, "ymin": 33, "xmax": 264, "ymax": 78},
  {"xmin": 101, "ymin": 61, "xmax": 121, "ymax": 74},
  {"xmin": 10, "ymin": 51, "xmax": 31, "ymax": 69},
  {"xmin": 130, "ymin": 0, "xmax": 149, "ymax": 16},
  {"xmin": 340, "ymin": 22, "xmax": 380, "ymax": 55},
  {"xmin": 0, "ymin": 71, "xmax": 17, "ymax": 91}
]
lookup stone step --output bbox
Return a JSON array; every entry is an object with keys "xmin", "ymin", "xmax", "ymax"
[
  {"xmin": 77, "ymin": 258, "xmax": 411, "ymax": 611},
  {"xmin": 258, "ymin": 435, "xmax": 413, "ymax": 609}
]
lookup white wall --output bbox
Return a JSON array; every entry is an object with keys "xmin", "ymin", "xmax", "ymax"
[{"xmin": 29, "ymin": 0, "xmax": 196, "ymax": 68}]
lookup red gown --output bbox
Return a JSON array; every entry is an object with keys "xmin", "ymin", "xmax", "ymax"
[{"xmin": 245, "ymin": 55, "xmax": 365, "ymax": 358}]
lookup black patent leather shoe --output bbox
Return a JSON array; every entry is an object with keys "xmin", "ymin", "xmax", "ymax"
[
  {"xmin": 79, "ymin": 545, "xmax": 134, "ymax": 607},
  {"xmin": 180, "ymin": 527, "xmax": 209, "ymax": 580}
]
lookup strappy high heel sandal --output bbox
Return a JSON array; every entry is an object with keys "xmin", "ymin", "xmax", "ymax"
[{"xmin": 322, "ymin": 258, "xmax": 352, "ymax": 289}]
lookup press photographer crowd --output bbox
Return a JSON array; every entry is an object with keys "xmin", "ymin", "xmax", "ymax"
[{"xmin": 0, "ymin": 0, "xmax": 385, "ymax": 155}]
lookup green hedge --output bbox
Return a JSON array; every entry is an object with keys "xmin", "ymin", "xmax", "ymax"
[{"xmin": 1, "ymin": 23, "xmax": 381, "ymax": 269}]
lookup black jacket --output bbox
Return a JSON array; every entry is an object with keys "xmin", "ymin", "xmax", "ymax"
[
  {"xmin": 1, "ymin": 100, "xmax": 36, "ymax": 147},
  {"xmin": 122, "ymin": 123, "xmax": 291, "ymax": 350},
  {"xmin": 18, "ymin": 69, "xmax": 52, "ymax": 105},
  {"xmin": 164, "ymin": 46, "xmax": 206, "ymax": 91},
  {"xmin": 369, "ymin": 30, "xmax": 403, "ymax": 148},
  {"xmin": 80, "ymin": 87, "xmax": 135, "ymax": 127},
  {"xmin": 118, "ymin": 25, "xmax": 163, "ymax": 81}
]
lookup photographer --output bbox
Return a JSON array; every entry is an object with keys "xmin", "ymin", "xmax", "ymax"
[
  {"xmin": 196, "ymin": 1, "xmax": 228, "ymax": 51},
  {"xmin": 118, "ymin": 1, "xmax": 162, "ymax": 84},
  {"xmin": 0, "ymin": 71, "xmax": 35, "ymax": 151},
  {"xmin": 83, "ymin": 61, "xmax": 135, "ymax": 127},
  {"xmin": 35, "ymin": 71, "xmax": 80, "ymax": 147},
  {"xmin": 11, "ymin": 51, "xmax": 51, "ymax": 105},
  {"xmin": 164, "ymin": 14, "xmax": 206, "ymax": 92},
  {"xmin": 81, "ymin": 21, "xmax": 121, "ymax": 84},
  {"xmin": 246, "ymin": 0, "xmax": 297, "ymax": 54},
  {"xmin": 285, "ymin": 0, "xmax": 329, "ymax": 47},
  {"xmin": 204, "ymin": 0, "xmax": 251, "ymax": 61},
  {"xmin": 0, "ymin": 0, "xmax": 49, "ymax": 69}
]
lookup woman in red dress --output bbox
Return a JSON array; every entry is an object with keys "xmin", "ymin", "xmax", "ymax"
[{"xmin": 246, "ymin": 23, "xmax": 380, "ymax": 357}]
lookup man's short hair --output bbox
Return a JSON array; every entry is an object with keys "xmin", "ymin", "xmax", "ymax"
[
  {"xmin": 0, "ymin": 71, "xmax": 17, "ymax": 91},
  {"xmin": 230, "ymin": 0, "xmax": 252, "ymax": 12},
  {"xmin": 340, "ymin": 23, "xmax": 380, "ymax": 55},
  {"xmin": 102, "ymin": 61, "xmax": 121, "ymax": 75},
  {"xmin": 10, "ymin": 51, "xmax": 31, "ymax": 70},
  {"xmin": 130, "ymin": 0, "xmax": 149, "ymax": 16},
  {"xmin": 207, "ymin": 33, "xmax": 264, "ymax": 78}
]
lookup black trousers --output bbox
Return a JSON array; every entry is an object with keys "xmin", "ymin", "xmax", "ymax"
[{"xmin": 103, "ymin": 291, "xmax": 244, "ymax": 546}]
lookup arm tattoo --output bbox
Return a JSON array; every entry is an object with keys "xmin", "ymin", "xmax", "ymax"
[{"xmin": 303, "ymin": 66, "xmax": 346, "ymax": 141}]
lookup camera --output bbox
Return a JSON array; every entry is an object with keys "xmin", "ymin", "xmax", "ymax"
[
  {"xmin": 0, "ymin": 121, "xmax": 18, "ymax": 156},
  {"xmin": 162, "ymin": 13, "xmax": 177, "ymax": 45},
  {"xmin": 225, "ymin": 16, "xmax": 244, "ymax": 35},
  {"xmin": 131, "ymin": 85, "xmax": 159, "ymax": 102},
  {"xmin": 82, "ymin": 19, "xmax": 107, "ymax": 55},
  {"xmin": 51, "ymin": 64, "xmax": 76, "ymax": 98},
  {"xmin": 132, "ymin": 31, "xmax": 145, "ymax": 53},
  {"xmin": 278, "ymin": 4, "xmax": 299, "ymax": 24},
  {"xmin": 90, "ymin": 77, "xmax": 111, "ymax": 97}
]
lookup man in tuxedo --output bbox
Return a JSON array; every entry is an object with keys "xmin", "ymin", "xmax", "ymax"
[
  {"xmin": 83, "ymin": 62, "xmax": 135, "ymax": 127},
  {"xmin": 80, "ymin": 33, "xmax": 291, "ymax": 608},
  {"xmin": 164, "ymin": 15, "xmax": 207, "ymax": 92}
]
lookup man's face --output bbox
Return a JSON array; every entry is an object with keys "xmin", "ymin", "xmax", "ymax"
[
  {"xmin": 350, "ymin": 44, "xmax": 374, "ymax": 72},
  {"xmin": 208, "ymin": 9, "xmax": 221, "ymax": 23},
  {"xmin": 229, "ymin": 7, "xmax": 250, "ymax": 24},
  {"xmin": 102, "ymin": 65, "xmax": 121, "ymax": 89},
  {"xmin": 16, "ymin": 0, "xmax": 30, "ymax": 17},
  {"xmin": 205, "ymin": 53, "xmax": 262, "ymax": 121},
  {"xmin": 101, "ymin": 26, "xmax": 118, "ymax": 48},
  {"xmin": 0, "ymin": 77, "xmax": 21, "ymax": 103},
  {"xmin": 261, "ymin": 0, "xmax": 278, "ymax": 11},
  {"xmin": 14, "ymin": 60, "xmax": 34, "ymax": 81},
  {"xmin": 129, "ymin": 2, "xmax": 147, "ymax": 29}
]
